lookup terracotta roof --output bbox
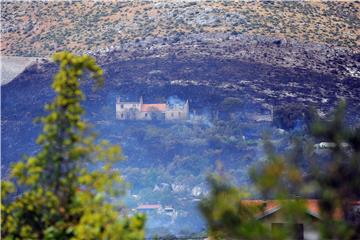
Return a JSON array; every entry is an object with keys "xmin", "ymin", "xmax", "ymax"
[
  {"xmin": 137, "ymin": 204, "xmax": 161, "ymax": 210},
  {"xmin": 306, "ymin": 199, "xmax": 321, "ymax": 218},
  {"xmin": 240, "ymin": 199, "xmax": 360, "ymax": 220},
  {"xmin": 141, "ymin": 104, "xmax": 167, "ymax": 112}
]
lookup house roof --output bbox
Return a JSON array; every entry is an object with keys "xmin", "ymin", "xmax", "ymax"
[
  {"xmin": 240, "ymin": 199, "xmax": 355, "ymax": 220},
  {"xmin": 141, "ymin": 104, "xmax": 167, "ymax": 112},
  {"xmin": 137, "ymin": 204, "xmax": 161, "ymax": 210}
]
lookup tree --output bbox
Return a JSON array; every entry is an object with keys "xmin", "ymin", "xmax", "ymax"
[
  {"xmin": 220, "ymin": 97, "xmax": 243, "ymax": 112},
  {"xmin": 200, "ymin": 102, "xmax": 360, "ymax": 239},
  {"xmin": 148, "ymin": 107, "xmax": 164, "ymax": 121},
  {"xmin": 199, "ymin": 176, "xmax": 271, "ymax": 239},
  {"xmin": 1, "ymin": 52, "xmax": 145, "ymax": 239},
  {"xmin": 272, "ymin": 103, "xmax": 313, "ymax": 130},
  {"xmin": 310, "ymin": 102, "xmax": 360, "ymax": 239},
  {"xmin": 219, "ymin": 97, "xmax": 244, "ymax": 120}
]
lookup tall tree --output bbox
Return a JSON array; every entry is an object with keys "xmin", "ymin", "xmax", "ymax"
[
  {"xmin": 200, "ymin": 102, "xmax": 360, "ymax": 239},
  {"xmin": 311, "ymin": 102, "xmax": 360, "ymax": 239},
  {"xmin": 1, "ymin": 52, "xmax": 145, "ymax": 239}
]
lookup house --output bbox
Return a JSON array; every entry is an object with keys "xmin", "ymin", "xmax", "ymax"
[
  {"xmin": 164, "ymin": 206, "xmax": 175, "ymax": 215},
  {"xmin": 136, "ymin": 204, "xmax": 162, "ymax": 214},
  {"xmin": 116, "ymin": 96, "xmax": 189, "ymax": 121},
  {"xmin": 241, "ymin": 199, "xmax": 346, "ymax": 240}
]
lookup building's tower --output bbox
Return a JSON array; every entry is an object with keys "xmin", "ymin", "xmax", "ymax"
[
  {"xmin": 139, "ymin": 96, "xmax": 144, "ymax": 113},
  {"xmin": 184, "ymin": 100, "xmax": 189, "ymax": 119},
  {"xmin": 116, "ymin": 96, "xmax": 121, "ymax": 119}
]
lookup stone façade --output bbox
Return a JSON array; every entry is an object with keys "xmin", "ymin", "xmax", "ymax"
[{"xmin": 116, "ymin": 96, "xmax": 189, "ymax": 121}]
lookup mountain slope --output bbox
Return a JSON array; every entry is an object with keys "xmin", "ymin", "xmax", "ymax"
[{"xmin": 1, "ymin": 1, "xmax": 359, "ymax": 56}]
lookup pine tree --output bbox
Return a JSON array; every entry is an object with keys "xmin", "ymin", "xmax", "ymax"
[
  {"xmin": 200, "ymin": 103, "xmax": 360, "ymax": 239},
  {"xmin": 1, "ymin": 52, "xmax": 145, "ymax": 239}
]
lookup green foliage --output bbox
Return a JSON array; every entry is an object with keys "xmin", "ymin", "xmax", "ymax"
[
  {"xmin": 199, "ymin": 175, "xmax": 270, "ymax": 239},
  {"xmin": 310, "ymin": 101, "xmax": 360, "ymax": 239},
  {"xmin": 273, "ymin": 103, "xmax": 314, "ymax": 130},
  {"xmin": 250, "ymin": 138, "xmax": 304, "ymax": 199},
  {"xmin": 220, "ymin": 97, "xmax": 243, "ymax": 113},
  {"xmin": 1, "ymin": 52, "xmax": 145, "ymax": 239},
  {"xmin": 200, "ymin": 102, "xmax": 360, "ymax": 239}
]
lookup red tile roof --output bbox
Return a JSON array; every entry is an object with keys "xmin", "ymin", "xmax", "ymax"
[
  {"xmin": 240, "ymin": 199, "xmax": 358, "ymax": 220},
  {"xmin": 137, "ymin": 204, "xmax": 161, "ymax": 210},
  {"xmin": 141, "ymin": 104, "xmax": 167, "ymax": 112}
]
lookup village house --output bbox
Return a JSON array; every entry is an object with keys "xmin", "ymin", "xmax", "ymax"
[
  {"xmin": 116, "ymin": 96, "xmax": 189, "ymax": 121},
  {"xmin": 136, "ymin": 204, "xmax": 162, "ymax": 215},
  {"xmin": 253, "ymin": 200, "xmax": 322, "ymax": 240},
  {"xmin": 241, "ymin": 199, "xmax": 348, "ymax": 240}
]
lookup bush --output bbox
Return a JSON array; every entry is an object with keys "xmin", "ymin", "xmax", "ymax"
[{"xmin": 273, "ymin": 103, "xmax": 313, "ymax": 130}]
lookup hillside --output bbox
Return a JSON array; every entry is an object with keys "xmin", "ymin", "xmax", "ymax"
[
  {"xmin": 1, "ymin": 1, "xmax": 360, "ymax": 236},
  {"xmin": 3, "ymin": 51, "xmax": 360, "ymax": 234},
  {"xmin": 1, "ymin": 1, "xmax": 359, "ymax": 57}
]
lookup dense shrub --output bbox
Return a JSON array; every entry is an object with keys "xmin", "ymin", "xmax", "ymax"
[{"xmin": 273, "ymin": 103, "xmax": 313, "ymax": 130}]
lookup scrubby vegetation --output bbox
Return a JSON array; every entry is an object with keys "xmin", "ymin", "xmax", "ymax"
[
  {"xmin": 1, "ymin": 1, "xmax": 358, "ymax": 56},
  {"xmin": 1, "ymin": 51, "xmax": 359, "ymax": 238},
  {"xmin": 273, "ymin": 103, "xmax": 314, "ymax": 131},
  {"xmin": 2, "ymin": 50, "xmax": 359, "ymax": 235}
]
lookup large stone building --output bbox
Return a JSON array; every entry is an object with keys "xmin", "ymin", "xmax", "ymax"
[{"xmin": 116, "ymin": 96, "xmax": 189, "ymax": 121}]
